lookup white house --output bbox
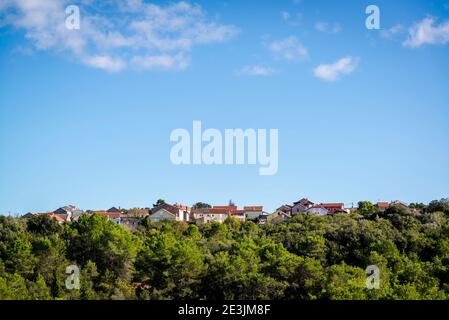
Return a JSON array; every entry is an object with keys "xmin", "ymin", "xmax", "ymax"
[
  {"xmin": 244, "ymin": 206, "xmax": 264, "ymax": 220},
  {"xmin": 150, "ymin": 208, "xmax": 177, "ymax": 222},
  {"xmin": 291, "ymin": 198, "xmax": 314, "ymax": 214},
  {"xmin": 191, "ymin": 208, "xmax": 231, "ymax": 225},
  {"xmin": 305, "ymin": 205, "xmax": 329, "ymax": 216},
  {"xmin": 149, "ymin": 203, "xmax": 191, "ymax": 222}
]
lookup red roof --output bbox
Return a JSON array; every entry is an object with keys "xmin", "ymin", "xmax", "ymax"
[
  {"xmin": 376, "ymin": 202, "xmax": 390, "ymax": 208},
  {"xmin": 47, "ymin": 213, "xmax": 65, "ymax": 223},
  {"xmin": 127, "ymin": 208, "xmax": 149, "ymax": 215},
  {"xmin": 152, "ymin": 204, "xmax": 182, "ymax": 215},
  {"xmin": 321, "ymin": 203, "xmax": 344, "ymax": 209},
  {"xmin": 197, "ymin": 205, "xmax": 264, "ymax": 215},
  {"xmin": 174, "ymin": 204, "xmax": 191, "ymax": 211},
  {"xmin": 209, "ymin": 208, "xmax": 233, "ymax": 214},
  {"xmin": 193, "ymin": 208, "xmax": 232, "ymax": 215},
  {"xmin": 243, "ymin": 206, "xmax": 263, "ymax": 211},
  {"xmin": 213, "ymin": 206, "xmax": 237, "ymax": 211},
  {"xmin": 96, "ymin": 211, "xmax": 121, "ymax": 219}
]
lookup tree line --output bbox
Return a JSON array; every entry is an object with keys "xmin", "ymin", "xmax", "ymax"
[{"xmin": 1, "ymin": 198, "xmax": 449, "ymax": 300}]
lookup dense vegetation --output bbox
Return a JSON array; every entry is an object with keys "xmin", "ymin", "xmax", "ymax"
[{"xmin": 1, "ymin": 199, "xmax": 449, "ymax": 300}]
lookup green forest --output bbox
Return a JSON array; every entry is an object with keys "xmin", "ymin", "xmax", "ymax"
[{"xmin": 1, "ymin": 199, "xmax": 449, "ymax": 300}]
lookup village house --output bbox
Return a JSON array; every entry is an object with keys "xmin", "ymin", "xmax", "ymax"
[
  {"xmin": 232, "ymin": 209, "xmax": 246, "ymax": 222},
  {"xmin": 125, "ymin": 208, "xmax": 150, "ymax": 218},
  {"xmin": 390, "ymin": 200, "xmax": 409, "ymax": 210},
  {"xmin": 120, "ymin": 208, "xmax": 149, "ymax": 229},
  {"xmin": 149, "ymin": 203, "xmax": 192, "ymax": 222},
  {"xmin": 266, "ymin": 210, "xmax": 291, "ymax": 224},
  {"xmin": 190, "ymin": 205, "xmax": 265, "ymax": 224},
  {"xmin": 48, "ymin": 213, "xmax": 66, "ymax": 224},
  {"xmin": 243, "ymin": 206, "xmax": 265, "ymax": 220},
  {"xmin": 305, "ymin": 205, "xmax": 329, "ymax": 216},
  {"xmin": 191, "ymin": 207, "xmax": 232, "ymax": 225},
  {"xmin": 320, "ymin": 203, "xmax": 349, "ymax": 215},
  {"xmin": 92, "ymin": 211, "xmax": 122, "ymax": 224},
  {"xmin": 291, "ymin": 198, "xmax": 315, "ymax": 214},
  {"xmin": 375, "ymin": 202, "xmax": 390, "ymax": 212},
  {"xmin": 276, "ymin": 204, "xmax": 292, "ymax": 215},
  {"xmin": 373, "ymin": 200, "xmax": 410, "ymax": 212},
  {"xmin": 212, "ymin": 205, "xmax": 237, "ymax": 211},
  {"xmin": 277, "ymin": 198, "xmax": 350, "ymax": 216},
  {"xmin": 120, "ymin": 216, "xmax": 144, "ymax": 230}
]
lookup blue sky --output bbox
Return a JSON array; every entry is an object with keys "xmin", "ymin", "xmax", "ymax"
[{"xmin": 1, "ymin": 0, "xmax": 449, "ymax": 214}]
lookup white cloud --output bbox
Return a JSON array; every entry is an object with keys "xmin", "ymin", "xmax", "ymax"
[
  {"xmin": 268, "ymin": 36, "xmax": 308, "ymax": 61},
  {"xmin": 403, "ymin": 17, "xmax": 449, "ymax": 47},
  {"xmin": 131, "ymin": 53, "xmax": 189, "ymax": 71},
  {"xmin": 0, "ymin": 0, "xmax": 239, "ymax": 72},
  {"xmin": 281, "ymin": 11, "xmax": 290, "ymax": 21},
  {"xmin": 235, "ymin": 65, "xmax": 275, "ymax": 76},
  {"xmin": 83, "ymin": 55, "xmax": 126, "ymax": 73},
  {"xmin": 380, "ymin": 24, "xmax": 406, "ymax": 39},
  {"xmin": 313, "ymin": 56, "xmax": 358, "ymax": 82},
  {"xmin": 314, "ymin": 21, "xmax": 341, "ymax": 34},
  {"xmin": 280, "ymin": 11, "xmax": 302, "ymax": 26}
]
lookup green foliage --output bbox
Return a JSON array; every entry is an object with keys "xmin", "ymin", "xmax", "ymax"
[
  {"xmin": 357, "ymin": 201, "xmax": 380, "ymax": 220},
  {"xmin": 64, "ymin": 214, "xmax": 140, "ymax": 281},
  {"xmin": 192, "ymin": 202, "xmax": 212, "ymax": 209},
  {"xmin": 27, "ymin": 214, "xmax": 63, "ymax": 236},
  {"xmin": 135, "ymin": 232, "xmax": 206, "ymax": 299},
  {"xmin": 0, "ymin": 273, "xmax": 29, "ymax": 300},
  {"xmin": 325, "ymin": 263, "xmax": 367, "ymax": 300},
  {"xmin": 1, "ymin": 199, "xmax": 449, "ymax": 300},
  {"xmin": 427, "ymin": 198, "xmax": 449, "ymax": 214},
  {"xmin": 153, "ymin": 199, "xmax": 166, "ymax": 207}
]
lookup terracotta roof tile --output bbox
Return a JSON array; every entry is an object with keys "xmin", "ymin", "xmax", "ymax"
[
  {"xmin": 376, "ymin": 202, "xmax": 390, "ymax": 208},
  {"xmin": 243, "ymin": 206, "xmax": 263, "ymax": 211},
  {"xmin": 320, "ymin": 203, "xmax": 344, "ymax": 208}
]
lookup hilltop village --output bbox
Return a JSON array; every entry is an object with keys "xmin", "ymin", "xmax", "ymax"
[{"xmin": 23, "ymin": 198, "xmax": 410, "ymax": 230}]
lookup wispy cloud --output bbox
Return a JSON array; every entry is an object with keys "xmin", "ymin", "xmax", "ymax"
[
  {"xmin": 403, "ymin": 17, "xmax": 449, "ymax": 48},
  {"xmin": 281, "ymin": 11, "xmax": 290, "ymax": 21},
  {"xmin": 314, "ymin": 21, "xmax": 341, "ymax": 34},
  {"xmin": 268, "ymin": 36, "xmax": 308, "ymax": 61},
  {"xmin": 131, "ymin": 53, "xmax": 189, "ymax": 71},
  {"xmin": 235, "ymin": 65, "xmax": 276, "ymax": 76},
  {"xmin": 83, "ymin": 55, "xmax": 126, "ymax": 73},
  {"xmin": 380, "ymin": 24, "xmax": 406, "ymax": 39},
  {"xmin": 280, "ymin": 11, "xmax": 302, "ymax": 26},
  {"xmin": 0, "ymin": 0, "xmax": 239, "ymax": 72},
  {"xmin": 313, "ymin": 56, "xmax": 358, "ymax": 82}
]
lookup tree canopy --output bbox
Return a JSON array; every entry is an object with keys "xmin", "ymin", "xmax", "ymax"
[{"xmin": 1, "ymin": 200, "xmax": 449, "ymax": 300}]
